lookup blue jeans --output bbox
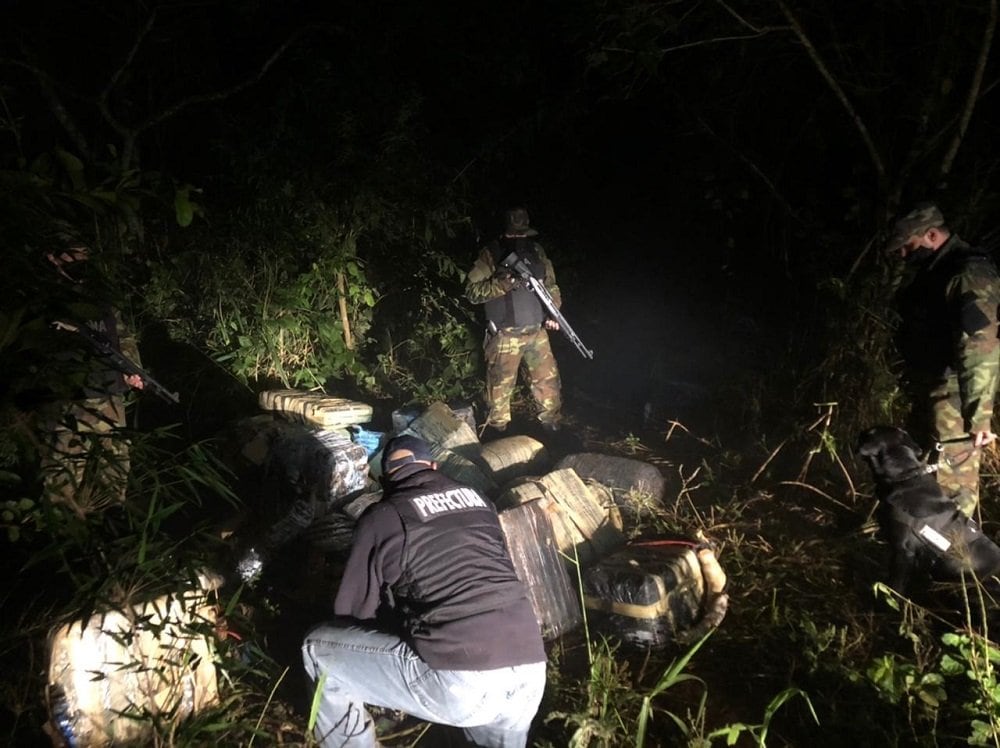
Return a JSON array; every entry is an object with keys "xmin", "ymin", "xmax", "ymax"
[{"xmin": 302, "ymin": 623, "xmax": 546, "ymax": 748}]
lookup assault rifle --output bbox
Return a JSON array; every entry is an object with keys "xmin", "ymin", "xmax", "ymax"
[
  {"xmin": 52, "ymin": 320, "xmax": 181, "ymax": 404},
  {"xmin": 499, "ymin": 251, "xmax": 594, "ymax": 359}
]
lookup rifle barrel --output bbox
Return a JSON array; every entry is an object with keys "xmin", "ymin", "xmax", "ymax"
[{"xmin": 499, "ymin": 250, "xmax": 595, "ymax": 359}]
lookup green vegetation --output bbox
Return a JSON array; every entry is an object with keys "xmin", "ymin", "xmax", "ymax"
[
  {"xmin": 4, "ymin": 2, "xmax": 1000, "ymax": 744},
  {"xmin": 5, "ymin": 153, "xmax": 1000, "ymax": 746}
]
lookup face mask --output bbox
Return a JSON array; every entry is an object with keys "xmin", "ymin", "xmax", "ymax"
[
  {"xmin": 904, "ymin": 247, "xmax": 934, "ymax": 266},
  {"xmin": 60, "ymin": 262, "xmax": 89, "ymax": 284}
]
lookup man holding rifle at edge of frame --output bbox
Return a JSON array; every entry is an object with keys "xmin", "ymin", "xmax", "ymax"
[{"xmin": 40, "ymin": 243, "xmax": 177, "ymax": 516}]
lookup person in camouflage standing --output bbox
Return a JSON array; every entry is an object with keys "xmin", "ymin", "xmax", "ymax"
[
  {"xmin": 465, "ymin": 207, "xmax": 563, "ymax": 434},
  {"xmin": 889, "ymin": 202, "xmax": 1000, "ymax": 516},
  {"xmin": 41, "ymin": 244, "xmax": 145, "ymax": 516}
]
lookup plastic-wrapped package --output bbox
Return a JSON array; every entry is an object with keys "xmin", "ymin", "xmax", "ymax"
[
  {"xmin": 554, "ymin": 452, "xmax": 665, "ymax": 522},
  {"xmin": 302, "ymin": 507, "xmax": 358, "ymax": 553},
  {"xmin": 258, "ymin": 389, "xmax": 373, "ymax": 428},
  {"xmin": 582, "ymin": 543, "xmax": 712, "ymax": 648},
  {"xmin": 477, "ymin": 435, "xmax": 550, "ymax": 485},
  {"xmin": 46, "ymin": 573, "xmax": 221, "ymax": 746},
  {"xmin": 391, "ymin": 401, "xmax": 477, "ymax": 435},
  {"xmin": 499, "ymin": 501, "xmax": 582, "ymax": 640},
  {"xmin": 247, "ymin": 427, "xmax": 371, "ymax": 572},
  {"xmin": 268, "ymin": 427, "xmax": 369, "ymax": 506},
  {"xmin": 496, "ymin": 468, "xmax": 625, "ymax": 566},
  {"xmin": 402, "ymin": 402, "xmax": 480, "ymax": 461}
]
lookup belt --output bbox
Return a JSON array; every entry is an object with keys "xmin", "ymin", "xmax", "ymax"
[{"xmin": 499, "ymin": 324, "xmax": 542, "ymax": 335}]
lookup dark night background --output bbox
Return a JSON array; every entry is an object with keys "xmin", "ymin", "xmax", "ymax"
[
  {"xmin": 8, "ymin": 0, "xmax": 999, "ymax": 386},
  {"xmin": 4, "ymin": 0, "xmax": 1000, "ymax": 745}
]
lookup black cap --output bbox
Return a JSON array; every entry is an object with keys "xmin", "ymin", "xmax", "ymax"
[{"xmin": 381, "ymin": 435, "xmax": 435, "ymax": 475}]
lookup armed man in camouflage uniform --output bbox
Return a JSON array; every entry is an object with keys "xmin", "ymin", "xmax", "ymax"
[
  {"xmin": 465, "ymin": 207, "xmax": 562, "ymax": 434},
  {"xmin": 889, "ymin": 203, "xmax": 1000, "ymax": 516},
  {"xmin": 41, "ymin": 245, "xmax": 145, "ymax": 516}
]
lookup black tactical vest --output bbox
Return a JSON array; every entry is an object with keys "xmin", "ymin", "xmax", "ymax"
[{"xmin": 484, "ymin": 236, "xmax": 547, "ymax": 329}]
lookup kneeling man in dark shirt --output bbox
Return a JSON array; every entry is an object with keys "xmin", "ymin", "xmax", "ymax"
[{"xmin": 302, "ymin": 435, "xmax": 547, "ymax": 747}]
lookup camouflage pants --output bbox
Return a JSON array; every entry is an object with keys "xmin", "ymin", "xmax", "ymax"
[
  {"xmin": 907, "ymin": 374, "xmax": 983, "ymax": 516},
  {"xmin": 483, "ymin": 325, "xmax": 561, "ymax": 428},
  {"xmin": 40, "ymin": 397, "xmax": 131, "ymax": 516}
]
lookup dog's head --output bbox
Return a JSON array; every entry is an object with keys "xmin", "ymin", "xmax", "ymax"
[{"xmin": 857, "ymin": 426, "xmax": 926, "ymax": 484}]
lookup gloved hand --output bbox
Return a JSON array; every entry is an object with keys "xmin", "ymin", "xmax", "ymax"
[
  {"xmin": 494, "ymin": 269, "xmax": 527, "ymax": 292},
  {"xmin": 493, "ymin": 269, "xmax": 518, "ymax": 292}
]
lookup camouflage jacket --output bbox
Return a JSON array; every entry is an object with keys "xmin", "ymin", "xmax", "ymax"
[
  {"xmin": 464, "ymin": 237, "xmax": 561, "ymax": 329},
  {"xmin": 896, "ymin": 235, "xmax": 1000, "ymax": 432}
]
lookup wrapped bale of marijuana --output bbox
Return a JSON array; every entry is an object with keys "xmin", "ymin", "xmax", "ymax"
[
  {"xmin": 45, "ymin": 573, "xmax": 222, "ymax": 747},
  {"xmin": 581, "ymin": 542, "xmax": 728, "ymax": 648}
]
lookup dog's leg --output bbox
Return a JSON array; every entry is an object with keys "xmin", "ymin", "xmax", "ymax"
[{"xmin": 888, "ymin": 544, "xmax": 919, "ymax": 596}]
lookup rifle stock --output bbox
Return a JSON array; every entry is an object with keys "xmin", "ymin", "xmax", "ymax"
[
  {"xmin": 52, "ymin": 321, "xmax": 181, "ymax": 404},
  {"xmin": 500, "ymin": 251, "xmax": 595, "ymax": 359}
]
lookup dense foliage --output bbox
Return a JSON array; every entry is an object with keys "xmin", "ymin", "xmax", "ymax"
[{"xmin": 4, "ymin": 0, "xmax": 1000, "ymax": 746}]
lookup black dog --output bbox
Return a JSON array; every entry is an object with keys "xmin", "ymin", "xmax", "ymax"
[{"xmin": 857, "ymin": 426, "xmax": 1000, "ymax": 595}]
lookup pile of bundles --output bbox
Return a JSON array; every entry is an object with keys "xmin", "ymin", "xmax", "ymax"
[
  {"xmin": 246, "ymin": 392, "xmax": 729, "ymax": 649},
  {"xmin": 226, "ymin": 389, "xmax": 381, "ymax": 579},
  {"xmin": 44, "ymin": 391, "xmax": 730, "ymax": 746}
]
